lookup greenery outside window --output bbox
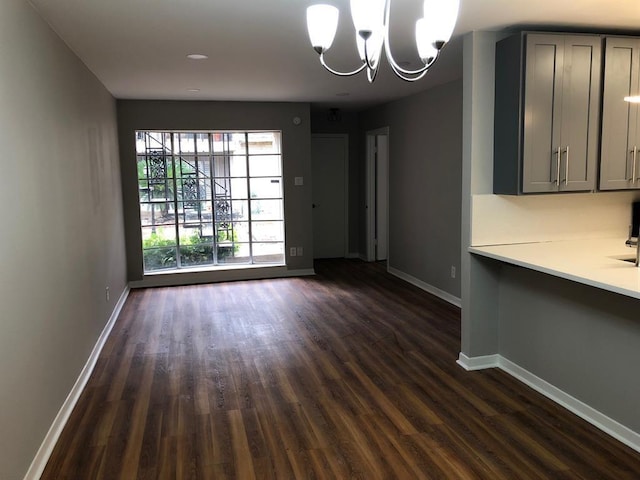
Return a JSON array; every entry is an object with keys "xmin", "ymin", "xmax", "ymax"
[{"xmin": 136, "ymin": 131, "xmax": 285, "ymax": 272}]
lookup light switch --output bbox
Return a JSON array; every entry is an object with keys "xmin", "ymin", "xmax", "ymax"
[{"xmin": 294, "ymin": 177, "xmax": 304, "ymax": 186}]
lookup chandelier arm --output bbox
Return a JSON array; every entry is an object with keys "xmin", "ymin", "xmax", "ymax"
[
  {"xmin": 386, "ymin": 44, "xmax": 440, "ymax": 75},
  {"xmin": 364, "ymin": 39, "xmax": 373, "ymax": 70},
  {"xmin": 362, "ymin": 32, "xmax": 380, "ymax": 82},
  {"xmin": 381, "ymin": 0, "xmax": 438, "ymax": 78},
  {"xmin": 367, "ymin": 62, "xmax": 380, "ymax": 83},
  {"xmin": 388, "ymin": 66, "xmax": 430, "ymax": 82},
  {"xmin": 362, "ymin": 35, "xmax": 380, "ymax": 71},
  {"xmin": 319, "ymin": 53, "xmax": 368, "ymax": 77}
]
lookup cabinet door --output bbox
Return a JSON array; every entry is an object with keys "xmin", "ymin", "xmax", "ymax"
[
  {"xmin": 521, "ymin": 34, "xmax": 601, "ymax": 193},
  {"xmin": 558, "ymin": 36, "xmax": 601, "ymax": 192},
  {"xmin": 600, "ymin": 37, "xmax": 640, "ymax": 190},
  {"xmin": 522, "ymin": 35, "xmax": 564, "ymax": 193}
]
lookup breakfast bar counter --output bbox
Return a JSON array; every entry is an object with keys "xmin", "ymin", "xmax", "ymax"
[{"xmin": 470, "ymin": 237, "xmax": 640, "ymax": 300}]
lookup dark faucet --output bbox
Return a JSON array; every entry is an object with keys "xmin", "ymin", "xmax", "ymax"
[{"xmin": 626, "ymin": 225, "xmax": 640, "ymax": 266}]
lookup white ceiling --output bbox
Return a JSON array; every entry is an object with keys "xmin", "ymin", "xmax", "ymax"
[{"xmin": 28, "ymin": 0, "xmax": 640, "ymax": 109}]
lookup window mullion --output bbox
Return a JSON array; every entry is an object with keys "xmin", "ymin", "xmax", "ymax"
[
  {"xmin": 210, "ymin": 132, "xmax": 218, "ymax": 266},
  {"xmin": 172, "ymin": 132, "xmax": 181, "ymax": 269},
  {"xmin": 145, "ymin": 134, "xmax": 154, "ymax": 231},
  {"xmin": 245, "ymin": 132, "xmax": 254, "ymax": 264}
]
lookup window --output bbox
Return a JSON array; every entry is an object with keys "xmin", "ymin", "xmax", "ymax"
[{"xmin": 136, "ymin": 131, "xmax": 285, "ymax": 272}]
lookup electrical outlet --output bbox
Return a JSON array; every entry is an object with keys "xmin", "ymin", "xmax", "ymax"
[
  {"xmin": 290, "ymin": 247, "xmax": 297, "ymax": 257},
  {"xmin": 296, "ymin": 246, "xmax": 303, "ymax": 257},
  {"xmin": 105, "ymin": 286, "xmax": 110, "ymax": 302},
  {"xmin": 450, "ymin": 266, "xmax": 456, "ymax": 278}
]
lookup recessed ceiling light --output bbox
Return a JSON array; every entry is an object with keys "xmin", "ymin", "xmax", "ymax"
[
  {"xmin": 336, "ymin": 92, "xmax": 350, "ymax": 97},
  {"xmin": 186, "ymin": 88, "xmax": 201, "ymax": 93},
  {"xmin": 187, "ymin": 54, "xmax": 208, "ymax": 60}
]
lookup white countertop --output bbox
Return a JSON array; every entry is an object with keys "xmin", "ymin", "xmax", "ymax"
[{"xmin": 469, "ymin": 237, "xmax": 640, "ymax": 300}]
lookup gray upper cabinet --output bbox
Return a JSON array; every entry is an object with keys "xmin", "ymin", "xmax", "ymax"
[
  {"xmin": 494, "ymin": 33, "xmax": 602, "ymax": 194},
  {"xmin": 600, "ymin": 37, "xmax": 640, "ymax": 190}
]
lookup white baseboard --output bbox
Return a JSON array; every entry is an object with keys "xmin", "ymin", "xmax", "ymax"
[
  {"xmin": 457, "ymin": 353, "xmax": 640, "ymax": 454},
  {"xmin": 24, "ymin": 286, "xmax": 130, "ymax": 480},
  {"xmin": 499, "ymin": 357, "xmax": 640, "ymax": 454},
  {"xmin": 456, "ymin": 352, "xmax": 500, "ymax": 370},
  {"xmin": 388, "ymin": 266, "xmax": 461, "ymax": 308}
]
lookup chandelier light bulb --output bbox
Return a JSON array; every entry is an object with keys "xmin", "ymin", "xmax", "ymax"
[
  {"xmin": 306, "ymin": 4, "xmax": 339, "ymax": 52},
  {"xmin": 416, "ymin": 18, "xmax": 438, "ymax": 63},
  {"xmin": 423, "ymin": 0, "xmax": 460, "ymax": 47},
  {"xmin": 350, "ymin": 0, "xmax": 386, "ymax": 38}
]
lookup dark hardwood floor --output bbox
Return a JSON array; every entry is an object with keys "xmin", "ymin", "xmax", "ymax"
[{"xmin": 42, "ymin": 259, "xmax": 640, "ymax": 479}]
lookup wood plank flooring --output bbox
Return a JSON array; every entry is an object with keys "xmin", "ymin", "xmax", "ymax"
[{"xmin": 42, "ymin": 259, "xmax": 640, "ymax": 479}]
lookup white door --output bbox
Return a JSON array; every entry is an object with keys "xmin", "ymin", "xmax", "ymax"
[
  {"xmin": 366, "ymin": 127, "xmax": 389, "ymax": 262},
  {"xmin": 311, "ymin": 135, "xmax": 347, "ymax": 259},
  {"xmin": 376, "ymin": 134, "xmax": 389, "ymax": 261}
]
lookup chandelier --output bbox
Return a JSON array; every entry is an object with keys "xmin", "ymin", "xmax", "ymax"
[{"xmin": 306, "ymin": 0, "xmax": 460, "ymax": 82}]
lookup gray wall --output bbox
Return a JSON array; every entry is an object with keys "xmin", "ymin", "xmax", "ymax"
[
  {"xmin": 0, "ymin": 1, "xmax": 127, "ymax": 478},
  {"xmin": 310, "ymin": 108, "xmax": 361, "ymax": 255},
  {"xmin": 117, "ymin": 101, "xmax": 313, "ymax": 283},
  {"xmin": 499, "ymin": 265, "xmax": 640, "ymax": 433},
  {"xmin": 461, "ymin": 31, "xmax": 502, "ymax": 356},
  {"xmin": 359, "ymin": 81, "xmax": 463, "ymax": 298}
]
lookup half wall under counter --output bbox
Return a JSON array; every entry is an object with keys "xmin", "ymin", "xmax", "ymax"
[
  {"xmin": 469, "ymin": 237, "xmax": 640, "ymax": 300},
  {"xmin": 464, "ymin": 237, "xmax": 640, "ymax": 451}
]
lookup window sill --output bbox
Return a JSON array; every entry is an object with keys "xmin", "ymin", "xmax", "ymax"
[
  {"xmin": 144, "ymin": 262, "xmax": 286, "ymax": 276},
  {"xmin": 129, "ymin": 263, "xmax": 314, "ymax": 289}
]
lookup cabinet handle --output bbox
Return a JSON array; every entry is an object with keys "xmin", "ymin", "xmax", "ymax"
[
  {"xmin": 555, "ymin": 147, "xmax": 561, "ymax": 185},
  {"xmin": 564, "ymin": 146, "xmax": 569, "ymax": 185},
  {"xmin": 634, "ymin": 147, "xmax": 638, "ymax": 183}
]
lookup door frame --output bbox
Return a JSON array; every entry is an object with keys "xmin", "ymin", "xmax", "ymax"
[
  {"xmin": 365, "ymin": 127, "xmax": 390, "ymax": 263},
  {"xmin": 311, "ymin": 133, "xmax": 349, "ymax": 258}
]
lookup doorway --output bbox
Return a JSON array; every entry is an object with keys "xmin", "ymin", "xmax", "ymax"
[
  {"xmin": 366, "ymin": 127, "xmax": 389, "ymax": 263},
  {"xmin": 311, "ymin": 134, "xmax": 348, "ymax": 259}
]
